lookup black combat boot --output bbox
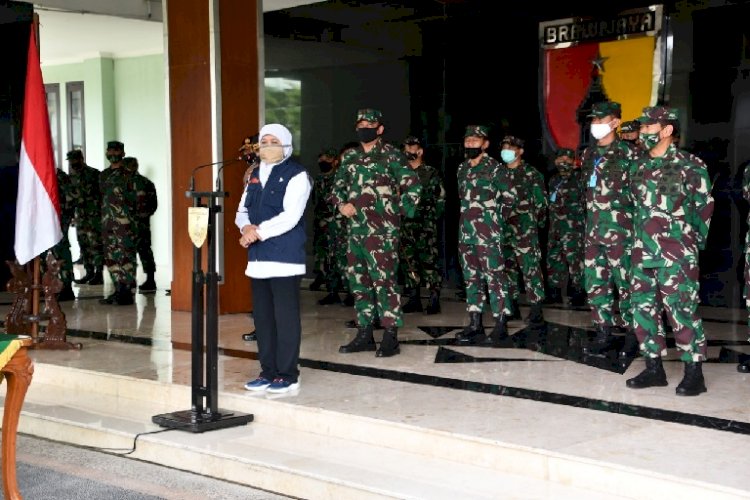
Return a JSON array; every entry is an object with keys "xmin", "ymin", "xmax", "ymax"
[
  {"xmin": 737, "ymin": 357, "xmax": 750, "ymax": 373},
  {"xmin": 618, "ymin": 331, "xmax": 640, "ymax": 359},
  {"xmin": 99, "ymin": 292, "xmax": 116, "ymax": 304},
  {"xmin": 425, "ymin": 288, "xmax": 441, "ymax": 315},
  {"xmin": 508, "ymin": 299, "xmax": 522, "ymax": 320},
  {"xmin": 114, "ymin": 283, "xmax": 134, "ymax": 305},
  {"xmin": 318, "ymin": 292, "xmax": 341, "ymax": 305},
  {"xmin": 138, "ymin": 273, "xmax": 157, "ymax": 293},
  {"xmin": 74, "ymin": 266, "xmax": 95, "ymax": 284},
  {"xmin": 626, "ymin": 357, "xmax": 668, "ymax": 389},
  {"xmin": 676, "ymin": 362, "xmax": 707, "ymax": 396},
  {"xmin": 86, "ymin": 267, "xmax": 104, "ymax": 285},
  {"xmin": 242, "ymin": 330, "xmax": 257, "ymax": 341},
  {"xmin": 376, "ymin": 326, "xmax": 400, "ymax": 357},
  {"xmin": 583, "ymin": 324, "xmax": 615, "ymax": 355},
  {"xmin": 484, "ymin": 315, "xmax": 509, "ymax": 346},
  {"xmin": 309, "ymin": 272, "xmax": 325, "ymax": 291},
  {"xmin": 525, "ymin": 302, "xmax": 544, "ymax": 325},
  {"xmin": 342, "ymin": 292, "xmax": 355, "ymax": 307},
  {"xmin": 569, "ymin": 287, "xmax": 587, "ymax": 307},
  {"xmin": 402, "ymin": 288, "xmax": 423, "ymax": 313},
  {"xmin": 456, "ymin": 312, "xmax": 485, "ymax": 344},
  {"xmin": 339, "ymin": 325, "xmax": 377, "ymax": 353},
  {"xmin": 57, "ymin": 284, "xmax": 76, "ymax": 302},
  {"xmin": 542, "ymin": 287, "xmax": 562, "ymax": 305}
]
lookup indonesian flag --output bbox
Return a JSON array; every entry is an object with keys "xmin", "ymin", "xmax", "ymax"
[{"xmin": 14, "ymin": 28, "xmax": 62, "ymax": 265}]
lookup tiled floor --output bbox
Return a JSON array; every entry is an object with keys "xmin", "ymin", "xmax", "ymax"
[{"xmin": 3, "ymin": 274, "xmax": 750, "ymax": 497}]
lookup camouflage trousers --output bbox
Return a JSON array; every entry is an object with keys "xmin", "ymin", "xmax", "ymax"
[
  {"xmin": 745, "ymin": 236, "xmax": 750, "ymax": 333},
  {"xmin": 312, "ymin": 220, "xmax": 329, "ymax": 274},
  {"xmin": 458, "ymin": 242, "xmax": 505, "ymax": 316},
  {"xmin": 347, "ymin": 234, "xmax": 402, "ymax": 328},
  {"xmin": 76, "ymin": 217, "xmax": 103, "ymax": 268},
  {"xmin": 325, "ymin": 220, "xmax": 349, "ymax": 293},
  {"xmin": 546, "ymin": 229, "xmax": 584, "ymax": 289},
  {"xmin": 502, "ymin": 232, "xmax": 545, "ymax": 305},
  {"xmin": 399, "ymin": 221, "xmax": 441, "ymax": 291},
  {"xmin": 584, "ymin": 243, "xmax": 631, "ymax": 328},
  {"xmin": 137, "ymin": 220, "xmax": 156, "ymax": 274},
  {"xmin": 103, "ymin": 222, "xmax": 137, "ymax": 287},
  {"xmin": 632, "ymin": 261, "xmax": 707, "ymax": 362},
  {"xmin": 43, "ymin": 226, "xmax": 73, "ymax": 288}
]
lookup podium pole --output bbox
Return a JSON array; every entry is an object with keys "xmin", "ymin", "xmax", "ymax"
[{"xmin": 152, "ymin": 188, "xmax": 253, "ymax": 433}]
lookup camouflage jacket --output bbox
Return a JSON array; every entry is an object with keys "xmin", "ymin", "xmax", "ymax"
[
  {"xmin": 503, "ymin": 162, "xmax": 547, "ymax": 231},
  {"xmin": 56, "ymin": 168, "xmax": 74, "ymax": 230},
  {"xmin": 631, "ymin": 143, "xmax": 714, "ymax": 267},
  {"xmin": 101, "ymin": 169, "xmax": 144, "ymax": 228},
  {"xmin": 581, "ymin": 139, "xmax": 637, "ymax": 247},
  {"xmin": 329, "ymin": 138, "xmax": 421, "ymax": 236},
  {"xmin": 547, "ymin": 169, "xmax": 586, "ymax": 231},
  {"xmin": 404, "ymin": 162, "xmax": 445, "ymax": 225},
  {"xmin": 134, "ymin": 172, "xmax": 158, "ymax": 222},
  {"xmin": 312, "ymin": 172, "xmax": 338, "ymax": 228},
  {"xmin": 68, "ymin": 163, "xmax": 101, "ymax": 222},
  {"xmin": 457, "ymin": 154, "xmax": 510, "ymax": 245}
]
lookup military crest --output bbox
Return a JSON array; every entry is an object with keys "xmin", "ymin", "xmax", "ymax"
[
  {"xmin": 188, "ymin": 207, "xmax": 209, "ymax": 248},
  {"xmin": 539, "ymin": 5, "xmax": 666, "ymax": 153}
]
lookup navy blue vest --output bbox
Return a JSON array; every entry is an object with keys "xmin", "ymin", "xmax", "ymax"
[{"xmin": 244, "ymin": 159, "xmax": 307, "ymax": 264}]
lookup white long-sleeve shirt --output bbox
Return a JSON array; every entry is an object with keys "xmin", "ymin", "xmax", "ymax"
[{"xmin": 235, "ymin": 162, "xmax": 312, "ymax": 279}]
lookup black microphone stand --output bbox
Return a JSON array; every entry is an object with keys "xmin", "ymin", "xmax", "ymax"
[{"xmin": 153, "ymin": 160, "xmax": 253, "ymax": 433}]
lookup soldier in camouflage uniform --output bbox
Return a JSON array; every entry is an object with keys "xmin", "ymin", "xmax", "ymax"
[
  {"xmin": 313, "ymin": 148, "xmax": 344, "ymax": 305},
  {"xmin": 454, "ymin": 125, "xmax": 511, "ymax": 345},
  {"xmin": 331, "ymin": 108, "xmax": 421, "ymax": 358},
  {"xmin": 740, "ymin": 162, "xmax": 750, "ymax": 374},
  {"xmin": 128, "ymin": 159, "xmax": 158, "ymax": 293},
  {"xmin": 626, "ymin": 106, "xmax": 714, "ymax": 396},
  {"xmin": 580, "ymin": 102, "xmax": 638, "ymax": 356},
  {"xmin": 400, "ymin": 136, "xmax": 446, "ymax": 315},
  {"xmin": 42, "ymin": 166, "xmax": 75, "ymax": 301},
  {"xmin": 99, "ymin": 142, "xmax": 137, "ymax": 305},
  {"xmin": 619, "ymin": 120, "xmax": 640, "ymax": 145},
  {"xmin": 500, "ymin": 135, "xmax": 547, "ymax": 325},
  {"xmin": 545, "ymin": 148, "xmax": 586, "ymax": 307},
  {"xmin": 67, "ymin": 150, "xmax": 103, "ymax": 285}
]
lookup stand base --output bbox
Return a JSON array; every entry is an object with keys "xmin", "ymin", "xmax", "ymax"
[{"xmin": 152, "ymin": 409, "xmax": 254, "ymax": 433}]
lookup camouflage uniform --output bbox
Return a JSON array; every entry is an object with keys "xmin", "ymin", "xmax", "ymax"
[
  {"xmin": 546, "ymin": 149, "xmax": 586, "ymax": 294},
  {"xmin": 581, "ymin": 102, "xmax": 636, "ymax": 330},
  {"xmin": 42, "ymin": 168, "xmax": 74, "ymax": 295},
  {"xmin": 627, "ymin": 106, "xmax": 713, "ymax": 396},
  {"xmin": 67, "ymin": 150, "xmax": 102, "ymax": 280},
  {"xmin": 311, "ymin": 148, "xmax": 340, "ymax": 293},
  {"xmin": 745, "ymin": 162, "xmax": 750, "ymax": 331},
  {"xmin": 134, "ymin": 170, "xmax": 158, "ymax": 282},
  {"xmin": 500, "ymin": 136, "xmax": 547, "ymax": 311},
  {"xmin": 630, "ymin": 109, "xmax": 713, "ymax": 362},
  {"xmin": 330, "ymin": 109, "xmax": 421, "ymax": 334},
  {"xmin": 399, "ymin": 136, "xmax": 446, "ymax": 308}
]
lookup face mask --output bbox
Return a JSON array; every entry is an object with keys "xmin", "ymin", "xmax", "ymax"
[
  {"xmin": 107, "ymin": 154, "xmax": 123, "ymax": 163},
  {"xmin": 639, "ymin": 132, "xmax": 661, "ymax": 150},
  {"xmin": 405, "ymin": 152, "xmax": 418, "ymax": 161},
  {"xmin": 464, "ymin": 147, "xmax": 482, "ymax": 160},
  {"xmin": 590, "ymin": 123, "xmax": 613, "ymax": 140},
  {"xmin": 500, "ymin": 149, "xmax": 517, "ymax": 164},
  {"xmin": 318, "ymin": 161, "xmax": 333, "ymax": 173},
  {"xmin": 259, "ymin": 145, "xmax": 284, "ymax": 164},
  {"xmin": 69, "ymin": 161, "xmax": 82, "ymax": 169},
  {"xmin": 356, "ymin": 127, "xmax": 379, "ymax": 143}
]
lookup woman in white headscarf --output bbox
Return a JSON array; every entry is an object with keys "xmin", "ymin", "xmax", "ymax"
[{"xmin": 235, "ymin": 123, "xmax": 312, "ymax": 394}]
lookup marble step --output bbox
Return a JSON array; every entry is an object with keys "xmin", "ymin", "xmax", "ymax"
[{"xmin": 5, "ymin": 363, "xmax": 747, "ymax": 500}]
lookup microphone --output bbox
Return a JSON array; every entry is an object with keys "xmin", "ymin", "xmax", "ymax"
[
  {"xmin": 215, "ymin": 158, "xmax": 240, "ymax": 191},
  {"xmin": 188, "ymin": 158, "xmax": 237, "ymax": 192}
]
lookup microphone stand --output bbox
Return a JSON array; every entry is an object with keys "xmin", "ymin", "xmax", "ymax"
[{"xmin": 153, "ymin": 159, "xmax": 253, "ymax": 433}]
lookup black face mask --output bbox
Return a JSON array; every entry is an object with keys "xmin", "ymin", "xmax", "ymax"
[
  {"xmin": 356, "ymin": 127, "xmax": 379, "ymax": 143},
  {"xmin": 107, "ymin": 154, "xmax": 124, "ymax": 163},
  {"xmin": 464, "ymin": 147, "xmax": 482, "ymax": 160},
  {"xmin": 318, "ymin": 161, "xmax": 333, "ymax": 173},
  {"xmin": 405, "ymin": 152, "xmax": 418, "ymax": 161}
]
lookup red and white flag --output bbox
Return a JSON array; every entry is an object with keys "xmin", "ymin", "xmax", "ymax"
[{"xmin": 14, "ymin": 28, "xmax": 61, "ymax": 265}]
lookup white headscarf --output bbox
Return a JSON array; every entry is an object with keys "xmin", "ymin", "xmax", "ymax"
[{"xmin": 259, "ymin": 123, "xmax": 293, "ymax": 165}]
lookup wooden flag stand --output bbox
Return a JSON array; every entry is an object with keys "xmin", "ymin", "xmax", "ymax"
[{"xmin": 4, "ymin": 254, "xmax": 81, "ymax": 350}]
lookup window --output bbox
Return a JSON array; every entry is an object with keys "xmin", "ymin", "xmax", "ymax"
[
  {"xmin": 44, "ymin": 83, "xmax": 61, "ymax": 169},
  {"xmin": 66, "ymin": 81, "xmax": 85, "ymax": 152},
  {"xmin": 264, "ymin": 77, "xmax": 301, "ymax": 155}
]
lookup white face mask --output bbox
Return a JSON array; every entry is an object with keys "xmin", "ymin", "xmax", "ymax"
[{"xmin": 590, "ymin": 122, "xmax": 612, "ymax": 140}]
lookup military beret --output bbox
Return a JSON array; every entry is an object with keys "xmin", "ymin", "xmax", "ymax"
[
  {"xmin": 107, "ymin": 140, "xmax": 124, "ymax": 150},
  {"xmin": 356, "ymin": 108, "xmax": 382, "ymax": 123},
  {"xmin": 319, "ymin": 148, "xmax": 338, "ymax": 158},
  {"xmin": 556, "ymin": 148, "xmax": 575, "ymax": 158},
  {"xmin": 620, "ymin": 120, "xmax": 640, "ymax": 133},
  {"xmin": 66, "ymin": 149, "xmax": 83, "ymax": 160},
  {"xmin": 501, "ymin": 135, "xmax": 525, "ymax": 148},
  {"xmin": 464, "ymin": 125, "xmax": 489, "ymax": 139},
  {"xmin": 403, "ymin": 135, "xmax": 423, "ymax": 146},
  {"xmin": 639, "ymin": 106, "xmax": 679, "ymax": 125},
  {"xmin": 588, "ymin": 101, "xmax": 622, "ymax": 119}
]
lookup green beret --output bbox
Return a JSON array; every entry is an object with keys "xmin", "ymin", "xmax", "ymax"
[
  {"xmin": 639, "ymin": 106, "xmax": 679, "ymax": 125},
  {"xmin": 501, "ymin": 135, "xmax": 525, "ymax": 148},
  {"xmin": 356, "ymin": 108, "xmax": 382, "ymax": 123},
  {"xmin": 588, "ymin": 101, "xmax": 622, "ymax": 119}
]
